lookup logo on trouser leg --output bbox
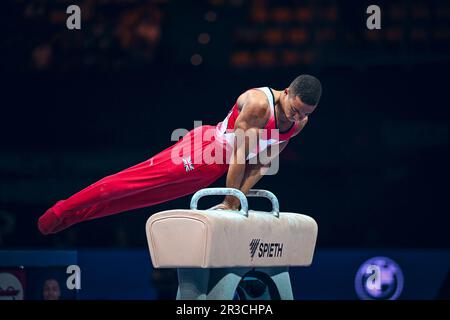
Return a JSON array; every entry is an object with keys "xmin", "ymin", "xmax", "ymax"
[{"xmin": 183, "ymin": 156, "xmax": 194, "ymax": 172}]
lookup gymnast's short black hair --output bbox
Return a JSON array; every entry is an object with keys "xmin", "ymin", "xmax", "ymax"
[{"xmin": 289, "ymin": 74, "xmax": 322, "ymax": 106}]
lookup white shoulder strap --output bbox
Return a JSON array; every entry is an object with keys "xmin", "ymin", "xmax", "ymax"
[{"xmin": 255, "ymin": 87, "xmax": 275, "ymax": 114}]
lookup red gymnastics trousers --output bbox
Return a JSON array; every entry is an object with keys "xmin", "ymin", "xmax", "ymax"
[{"xmin": 38, "ymin": 126, "xmax": 229, "ymax": 234}]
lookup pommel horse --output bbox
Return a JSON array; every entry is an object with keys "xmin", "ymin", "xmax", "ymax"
[{"xmin": 145, "ymin": 188, "xmax": 318, "ymax": 300}]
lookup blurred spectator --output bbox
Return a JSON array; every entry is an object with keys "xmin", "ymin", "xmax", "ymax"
[
  {"xmin": 9, "ymin": 0, "xmax": 166, "ymax": 71},
  {"xmin": 42, "ymin": 278, "xmax": 61, "ymax": 300},
  {"xmin": 0, "ymin": 210, "xmax": 16, "ymax": 246},
  {"xmin": 32, "ymin": 44, "xmax": 53, "ymax": 70}
]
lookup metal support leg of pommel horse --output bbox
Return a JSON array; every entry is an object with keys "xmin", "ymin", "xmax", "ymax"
[
  {"xmin": 176, "ymin": 267, "xmax": 293, "ymax": 300},
  {"xmin": 146, "ymin": 188, "xmax": 318, "ymax": 300}
]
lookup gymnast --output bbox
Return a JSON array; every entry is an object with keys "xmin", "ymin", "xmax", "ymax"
[{"xmin": 38, "ymin": 75, "xmax": 322, "ymax": 234}]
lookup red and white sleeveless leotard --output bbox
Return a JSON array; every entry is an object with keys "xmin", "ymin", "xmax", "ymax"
[{"xmin": 215, "ymin": 87, "xmax": 300, "ymax": 160}]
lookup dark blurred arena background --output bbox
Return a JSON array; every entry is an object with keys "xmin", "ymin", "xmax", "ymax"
[{"xmin": 0, "ymin": 0, "xmax": 449, "ymax": 252}]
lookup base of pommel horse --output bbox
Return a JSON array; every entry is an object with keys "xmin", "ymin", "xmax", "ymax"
[
  {"xmin": 146, "ymin": 188, "xmax": 318, "ymax": 300},
  {"xmin": 177, "ymin": 267, "xmax": 292, "ymax": 300}
]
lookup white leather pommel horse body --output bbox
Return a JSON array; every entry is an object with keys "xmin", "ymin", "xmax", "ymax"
[{"xmin": 145, "ymin": 188, "xmax": 318, "ymax": 300}]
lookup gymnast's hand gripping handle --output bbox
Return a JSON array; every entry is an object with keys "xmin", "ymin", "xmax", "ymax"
[
  {"xmin": 190, "ymin": 188, "xmax": 249, "ymax": 216},
  {"xmin": 247, "ymin": 189, "xmax": 280, "ymax": 218}
]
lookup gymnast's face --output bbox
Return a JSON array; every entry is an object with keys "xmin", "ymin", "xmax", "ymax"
[{"xmin": 281, "ymin": 88, "xmax": 316, "ymax": 123}]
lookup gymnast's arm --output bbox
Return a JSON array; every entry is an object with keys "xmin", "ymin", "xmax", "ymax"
[
  {"xmin": 230, "ymin": 117, "xmax": 308, "ymax": 198},
  {"xmin": 220, "ymin": 116, "xmax": 308, "ymax": 209},
  {"xmin": 220, "ymin": 101, "xmax": 268, "ymax": 210},
  {"xmin": 238, "ymin": 141, "xmax": 289, "ymax": 195}
]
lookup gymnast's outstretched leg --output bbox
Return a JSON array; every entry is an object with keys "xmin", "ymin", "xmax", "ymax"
[{"xmin": 38, "ymin": 126, "xmax": 228, "ymax": 234}]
